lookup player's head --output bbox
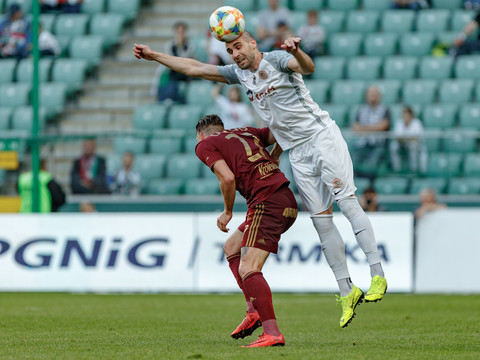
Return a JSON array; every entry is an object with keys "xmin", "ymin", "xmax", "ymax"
[
  {"xmin": 196, "ymin": 114, "xmax": 225, "ymax": 142},
  {"xmin": 225, "ymin": 31, "xmax": 259, "ymax": 70}
]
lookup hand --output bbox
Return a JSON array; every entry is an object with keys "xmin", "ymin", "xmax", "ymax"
[
  {"xmin": 217, "ymin": 211, "xmax": 232, "ymax": 233},
  {"xmin": 281, "ymin": 37, "xmax": 302, "ymax": 55},
  {"xmin": 453, "ymin": 37, "xmax": 465, "ymax": 47},
  {"xmin": 133, "ymin": 44, "xmax": 156, "ymax": 61}
]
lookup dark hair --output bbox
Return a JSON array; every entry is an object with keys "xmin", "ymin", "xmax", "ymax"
[
  {"xmin": 173, "ymin": 21, "xmax": 187, "ymax": 30},
  {"xmin": 363, "ymin": 186, "xmax": 377, "ymax": 195},
  {"xmin": 403, "ymin": 106, "xmax": 414, "ymax": 116},
  {"xmin": 196, "ymin": 114, "xmax": 224, "ymax": 133}
]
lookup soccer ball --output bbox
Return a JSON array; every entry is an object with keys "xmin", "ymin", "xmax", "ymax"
[{"xmin": 209, "ymin": 6, "xmax": 245, "ymax": 43}]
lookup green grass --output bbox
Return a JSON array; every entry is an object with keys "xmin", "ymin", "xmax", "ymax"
[{"xmin": 0, "ymin": 293, "xmax": 479, "ymax": 359}]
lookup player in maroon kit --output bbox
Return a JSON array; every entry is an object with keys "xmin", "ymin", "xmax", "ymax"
[{"xmin": 195, "ymin": 114, "xmax": 298, "ymax": 348}]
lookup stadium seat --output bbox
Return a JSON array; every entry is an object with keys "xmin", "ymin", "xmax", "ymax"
[
  {"xmin": 5, "ymin": 0, "xmax": 31, "ymax": 13},
  {"xmin": 51, "ymin": 59, "xmax": 88, "ymax": 95},
  {"xmin": 423, "ymin": 128, "xmax": 442, "ymax": 153},
  {"xmin": 326, "ymin": 0, "xmax": 359, "ymax": 11},
  {"xmin": 319, "ymin": 11, "xmax": 346, "ymax": 34},
  {"xmin": 328, "ymin": 33, "xmax": 362, "ymax": 57},
  {"xmin": 105, "ymin": 154, "xmax": 122, "ymax": 176},
  {"xmin": 346, "ymin": 10, "xmax": 380, "ymax": 34},
  {"xmin": 184, "ymin": 136, "xmax": 198, "ymax": 154},
  {"xmin": 134, "ymin": 154, "xmax": 166, "ymax": 182},
  {"xmin": 185, "ymin": 81, "xmax": 215, "ymax": 106},
  {"xmin": 133, "ymin": 105, "xmax": 168, "ymax": 131},
  {"xmin": 416, "ymin": 10, "xmax": 450, "ymax": 33},
  {"xmin": 166, "ymin": 154, "xmax": 202, "ymax": 180},
  {"xmin": 312, "ymin": 57, "xmax": 345, "ymax": 81},
  {"xmin": 107, "ymin": 0, "xmax": 140, "ymax": 22},
  {"xmin": 258, "ymin": 0, "xmax": 288, "ymax": 9},
  {"xmin": 373, "ymin": 177, "xmax": 409, "ymax": 195},
  {"xmin": 304, "ymin": 80, "xmax": 330, "ymax": 105},
  {"xmin": 459, "ymin": 104, "xmax": 480, "ymax": 130},
  {"xmin": 82, "ymin": 0, "xmax": 105, "ymax": 14},
  {"xmin": 362, "ymin": 0, "xmax": 390, "ymax": 10},
  {"xmin": 451, "ymin": 10, "xmax": 476, "ymax": 32},
  {"xmin": 167, "ymin": 105, "xmax": 204, "ymax": 131},
  {"xmin": 184, "ymin": 178, "xmax": 220, "ymax": 195},
  {"xmin": 243, "ymin": 12, "xmax": 259, "ymax": 37},
  {"xmin": 419, "ymin": 56, "xmax": 453, "ymax": 80},
  {"xmin": 435, "ymin": 32, "xmax": 458, "ymax": 46},
  {"xmin": 354, "ymin": 177, "xmax": 371, "ymax": 195},
  {"xmin": 89, "ymin": 13, "xmax": 125, "ymax": 49},
  {"xmin": 149, "ymin": 137, "xmax": 183, "ymax": 155},
  {"xmin": 293, "ymin": 0, "xmax": 324, "ymax": 11},
  {"xmin": 422, "ymin": 104, "xmax": 458, "ymax": 129},
  {"xmin": 0, "ymin": 59, "xmax": 16, "ymax": 84},
  {"xmin": 399, "ymin": 32, "xmax": 435, "ymax": 56},
  {"xmin": 383, "ymin": 56, "xmax": 418, "ymax": 80},
  {"xmin": 0, "ymin": 83, "xmax": 30, "ymax": 108},
  {"xmin": 476, "ymin": 82, "xmax": 480, "ymax": 103},
  {"xmin": 225, "ymin": 0, "xmax": 255, "ymax": 12},
  {"xmin": 331, "ymin": 80, "xmax": 366, "ymax": 105},
  {"xmin": 11, "ymin": 106, "xmax": 46, "ymax": 133},
  {"xmin": 201, "ymin": 162, "xmax": 219, "ymax": 179},
  {"xmin": 347, "ymin": 57, "xmax": 382, "ymax": 80},
  {"xmin": 15, "ymin": 59, "xmax": 52, "ymax": 83},
  {"xmin": 389, "ymin": 104, "xmax": 423, "ymax": 123},
  {"xmin": 463, "ymin": 153, "xmax": 480, "ymax": 177},
  {"xmin": 40, "ymin": 82, "xmax": 67, "ymax": 118},
  {"xmin": 40, "ymin": 14, "xmax": 56, "ymax": 33},
  {"xmin": 113, "ymin": 137, "xmax": 147, "ymax": 154},
  {"xmin": 290, "ymin": 11, "xmax": 308, "ymax": 33},
  {"xmin": 438, "ymin": 79, "xmax": 474, "ymax": 104},
  {"xmin": 402, "ymin": 80, "xmax": 437, "ymax": 105},
  {"xmin": 426, "ymin": 152, "xmax": 463, "ymax": 178},
  {"xmin": 363, "ymin": 33, "xmax": 398, "ymax": 57},
  {"xmin": 322, "ymin": 104, "xmax": 348, "ymax": 128},
  {"xmin": 455, "ymin": 55, "xmax": 480, "ymax": 79},
  {"xmin": 432, "ymin": 0, "xmax": 464, "ymax": 10},
  {"xmin": 409, "ymin": 177, "xmax": 447, "ymax": 194},
  {"xmin": 54, "ymin": 14, "xmax": 89, "ymax": 38},
  {"xmin": 443, "ymin": 130, "xmax": 477, "ymax": 154},
  {"xmin": 69, "ymin": 36, "xmax": 104, "ymax": 70},
  {"xmin": 0, "ymin": 108, "xmax": 12, "ymax": 130},
  {"xmin": 447, "ymin": 177, "xmax": 480, "ymax": 195},
  {"xmin": 147, "ymin": 178, "xmax": 184, "ymax": 195},
  {"xmin": 368, "ymin": 80, "xmax": 401, "ymax": 105},
  {"xmin": 381, "ymin": 10, "xmax": 415, "ymax": 33},
  {"xmin": 191, "ymin": 35, "xmax": 209, "ymax": 64}
]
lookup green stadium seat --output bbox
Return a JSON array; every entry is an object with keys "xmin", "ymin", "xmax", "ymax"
[
  {"xmin": 113, "ymin": 137, "xmax": 147, "ymax": 154},
  {"xmin": 313, "ymin": 57, "xmax": 345, "ymax": 80},
  {"xmin": 347, "ymin": 104, "xmax": 361, "ymax": 127},
  {"xmin": 51, "ymin": 59, "xmax": 88, "ymax": 95},
  {"xmin": 432, "ymin": 0, "xmax": 463, "ymax": 10},
  {"xmin": 149, "ymin": 137, "xmax": 183, "ymax": 155},
  {"xmin": 368, "ymin": 80, "xmax": 401, "ymax": 105},
  {"xmin": 5, "ymin": 0, "xmax": 31, "ymax": 13},
  {"xmin": 11, "ymin": 106, "xmax": 46, "ymax": 133},
  {"xmin": 167, "ymin": 105, "xmax": 204, "ymax": 131},
  {"xmin": 82, "ymin": 0, "xmax": 105, "ymax": 14},
  {"xmin": 364, "ymin": 33, "xmax": 398, "ymax": 57},
  {"xmin": 455, "ymin": 55, "xmax": 480, "ymax": 79},
  {"xmin": 90, "ymin": 13, "xmax": 125, "ymax": 49},
  {"xmin": 354, "ymin": 177, "xmax": 371, "ymax": 195},
  {"xmin": 0, "ymin": 83, "xmax": 30, "ymax": 108},
  {"xmin": 373, "ymin": 177, "xmax": 409, "ymax": 195},
  {"xmin": 258, "ymin": 0, "xmax": 288, "ymax": 9},
  {"xmin": 331, "ymin": 80, "xmax": 366, "ymax": 105},
  {"xmin": 381, "ymin": 10, "xmax": 415, "ymax": 33},
  {"xmin": 293, "ymin": 0, "xmax": 324, "ymax": 11},
  {"xmin": 40, "ymin": 14, "xmax": 56, "ymax": 32},
  {"xmin": 347, "ymin": 57, "xmax": 382, "ymax": 80},
  {"xmin": 191, "ymin": 35, "xmax": 209, "ymax": 63},
  {"xmin": 15, "ymin": 58, "xmax": 52, "ymax": 83},
  {"xmin": 40, "ymin": 82, "xmax": 67, "ymax": 118},
  {"xmin": 243, "ymin": 12, "xmax": 260, "ymax": 37},
  {"xmin": 288, "ymin": 12, "xmax": 306, "ymax": 33},
  {"xmin": 447, "ymin": 177, "xmax": 480, "ymax": 195},
  {"xmin": 320, "ymin": 11, "xmax": 346, "ymax": 34},
  {"xmin": 419, "ymin": 56, "xmax": 453, "ymax": 80},
  {"xmin": 423, "ymin": 128, "xmax": 443, "ymax": 153},
  {"xmin": 105, "ymin": 154, "xmax": 122, "ymax": 176},
  {"xmin": 476, "ymin": 82, "xmax": 480, "ymax": 103},
  {"xmin": 0, "ymin": 59, "xmax": 16, "ymax": 84},
  {"xmin": 134, "ymin": 154, "xmax": 166, "ymax": 182},
  {"xmin": 435, "ymin": 32, "xmax": 459, "ymax": 46},
  {"xmin": 0, "ymin": 108, "xmax": 12, "ymax": 130},
  {"xmin": 54, "ymin": 14, "xmax": 89, "ymax": 38},
  {"xmin": 422, "ymin": 104, "xmax": 458, "ymax": 129},
  {"xmin": 225, "ymin": 0, "xmax": 255, "ymax": 12},
  {"xmin": 107, "ymin": 0, "xmax": 140, "ymax": 22},
  {"xmin": 383, "ymin": 56, "xmax": 418, "ymax": 80},
  {"xmin": 166, "ymin": 154, "xmax": 202, "ymax": 180},
  {"xmin": 400, "ymin": 32, "xmax": 435, "ymax": 56},
  {"xmin": 459, "ymin": 104, "xmax": 480, "ymax": 130},
  {"xmin": 184, "ymin": 178, "xmax": 220, "ymax": 195},
  {"xmin": 304, "ymin": 80, "xmax": 329, "ymax": 105},
  {"xmin": 133, "ymin": 105, "xmax": 168, "ymax": 131},
  {"xmin": 185, "ymin": 81, "xmax": 215, "ymax": 106},
  {"xmin": 69, "ymin": 36, "xmax": 104, "ymax": 70},
  {"xmin": 426, "ymin": 152, "xmax": 463, "ymax": 178},
  {"xmin": 451, "ymin": 10, "xmax": 475, "ymax": 32},
  {"xmin": 326, "ymin": 0, "xmax": 359, "ymax": 11},
  {"xmin": 201, "ymin": 163, "xmax": 219, "ymax": 179},
  {"xmin": 463, "ymin": 153, "xmax": 480, "ymax": 177},
  {"xmin": 416, "ymin": 10, "xmax": 450, "ymax": 33},
  {"xmin": 402, "ymin": 80, "xmax": 437, "ymax": 105},
  {"xmin": 443, "ymin": 130, "xmax": 477, "ymax": 154},
  {"xmin": 362, "ymin": 0, "xmax": 390, "ymax": 10},
  {"xmin": 322, "ymin": 104, "xmax": 348, "ymax": 128},
  {"xmin": 409, "ymin": 177, "xmax": 447, "ymax": 194},
  {"xmin": 328, "ymin": 33, "xmax": 362, "ymax": 57},
  {"xmin": 346, "ymin": 10, "xmax": 380, "ymax": 33},
  {"xmin": 148, "ymin": 178, "xmax": 184, "ymax": 195},
  {"xmin": 439, "ymin": 79, "xmax": 474, "ymax": 104}
]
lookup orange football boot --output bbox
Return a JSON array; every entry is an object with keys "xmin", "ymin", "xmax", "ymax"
[
  {"xmin": 242, "ymin": 332, "xmax": 285, "ymax": 348},
  {"xmin": 231, "ymin": 312, "xmax": 261, "ymax": 339}
]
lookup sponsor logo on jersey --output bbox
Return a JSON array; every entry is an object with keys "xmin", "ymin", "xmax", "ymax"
[{"xmin": 246, "ymin": 86, "xmax": 277, "ymax": 102}]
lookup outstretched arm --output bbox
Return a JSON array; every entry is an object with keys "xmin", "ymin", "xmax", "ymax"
[
  {"xmin": 133, "ymin": 43, "xmax": 228, "ymax": 83},
  {"xmin": 282, "ymin": 37, "xmax": 315, "ymax": 75}
]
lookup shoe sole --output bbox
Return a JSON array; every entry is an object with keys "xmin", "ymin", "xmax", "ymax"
[
  {"xmin": 341, "ymin": 292, "xmax": 364, "ymax": 329},
  {"xmin": 231, "ymin": 320, "xmax": 262, "ymax": 339}
]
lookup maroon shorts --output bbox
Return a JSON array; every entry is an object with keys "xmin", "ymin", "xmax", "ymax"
[{"xmin": 238, "ymin": 185, "xmax": 298, "ymax": 254}]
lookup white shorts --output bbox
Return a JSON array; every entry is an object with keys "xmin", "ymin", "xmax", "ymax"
[{"xmin": 289, "ymin": 122, "xmax": 356, "ymax": 214}]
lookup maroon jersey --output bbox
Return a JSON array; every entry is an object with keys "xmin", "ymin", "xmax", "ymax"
[{"xmin": 195, "ymin": 127, "xmax": 289, "ymax": 207}]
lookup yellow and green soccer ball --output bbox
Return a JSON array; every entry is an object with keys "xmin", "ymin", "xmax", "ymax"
[{"xmin": 209, "ymin": 6, "xmax": 245, "ymax": 43}]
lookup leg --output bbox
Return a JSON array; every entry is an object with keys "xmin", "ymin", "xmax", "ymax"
[{"xmin": 389, "ymin": 140, "xmax": 402, "ymax": 172}]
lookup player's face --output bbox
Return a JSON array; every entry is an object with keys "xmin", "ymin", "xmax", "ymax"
[{"xmin": 225, "ymin": 36, "xmax": 256, "ymax": 70}]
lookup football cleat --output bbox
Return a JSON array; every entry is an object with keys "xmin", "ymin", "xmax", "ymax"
[
  {"xmin": 365, "ymin": 275, "xmax": 387, "ymax": 303},
  {"xmin": 336, "ymin": 285, "xmax": 364, "ymax": 328},
  {"xmin": 242, "ymin": 332, "xmax": 285, "ymax": 348},
  {"xmin": 231, "ymin": 312, "xmax": 262, "ymax": 339}
]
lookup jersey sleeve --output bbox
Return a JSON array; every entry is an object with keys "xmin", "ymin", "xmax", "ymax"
[
  {"xmin": 263, "ymin": 51, "xmax": 294, "ymax": 74},
  {"xmin": 217, "ymin": 64, "xmax": 241, "ymax": 84},
  {"xmin": 195, "ymin": 140, "xmax": 224, "ymax": 171}
]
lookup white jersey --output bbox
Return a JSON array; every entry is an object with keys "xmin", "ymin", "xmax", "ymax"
[{"xmin": 217, "ymin": 51, "xmax": 332, "ymax": 150}]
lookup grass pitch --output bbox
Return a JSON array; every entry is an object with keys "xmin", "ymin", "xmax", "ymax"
[{"xmin": 0, "ymin": 292, "xmax": 479, "ymax": 359}]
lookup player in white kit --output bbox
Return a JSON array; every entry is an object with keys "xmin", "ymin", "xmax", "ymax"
[{"xmin": 133, "ymin": 31, "xmax": 387, "ymax": 328}]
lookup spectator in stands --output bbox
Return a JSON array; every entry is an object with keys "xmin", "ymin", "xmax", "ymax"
[
  {"xmin": 79, "ymin": 201, "xmax": 96, "ymax": 212},
  {"xmin": 41, "ymin": 0, "xmax": 83, "ymax": 13},
  {"xmin": 256, "ymin": 0, "xmax": 291, "ymax": 51},
  {"xmin": 0, "ymin": 3, "xmax": 31, "ymax": 59},
  {"xmin": 39, "ymin": 23, "xmax": 61, "ymax": 57},
  {"xmin": 207, "ymin": 31, "xmax": 233, "ymax": 66},
  {"xmin": 390, "ymin": 0, "xmax": 429, "ymax": 11},
  {"xmin": 359, "ymin": 186, "xmax": 387, "ymax": 212},
  {"xmin": 297, "ymin": 10, "xmax": 326, "ymax": 59},
  {"xmin": 272, "ymin": 21, "xmax": 296, "ymax": 51},
  {"xmin": 70, "ymin": 139, "xmax": 110, "ymax": 194},
  {"xmin": 352, "ymin": 86, "xmax": 391, "ymax": 179},
  {"xmin": 464, "ymin": 0, "xmax": 480, "ymax": 10},
  {"xmin": 40, "ymin": 0, "xmax": 62, "ymax": 13},
  {"xmin": 452, "ymin": 11, "xmax": 480, "ymax": 57},
  {"xmin": 63, "ymin": 0, "xmax": 83, "ymax": 13},
  {"xmin": 111, "ymin": 151, "xmax": 141, "ymax": 196},
  {"xmin": 211, "ymin": 83, "xmax": 255, "ymax": 129},
  {"xmin": 389, "ymin": 106, "xmax": 427, "ymax": 174},
  {"xmin": 414, "ymin": 188, "xmax": 447, "ymax": 220}
]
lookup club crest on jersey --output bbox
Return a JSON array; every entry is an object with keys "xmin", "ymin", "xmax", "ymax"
[
  {"xmin": 332, "ymin": 178, "xmax": 342, "ymax": 188},
  {"xmin": 258, "ymin": 70, "xmax": 268, "ymax": 80}
]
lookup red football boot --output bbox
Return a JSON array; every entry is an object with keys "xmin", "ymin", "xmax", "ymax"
[
  {"xmin": 230, "ymin": 312, "xmax": 262, "ymax": 339},
  {"xmin": 242, "ymin": 332, "xmax": 285, "ymax": 348}
]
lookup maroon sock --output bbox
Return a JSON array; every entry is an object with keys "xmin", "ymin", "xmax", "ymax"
[
  {"xmin": 227, "ymin": 254, "xmax": 256, "ymax": 313},
  {"xmin": 242, "ymin": 272, "xmax": 281, "ymax": 336}
]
